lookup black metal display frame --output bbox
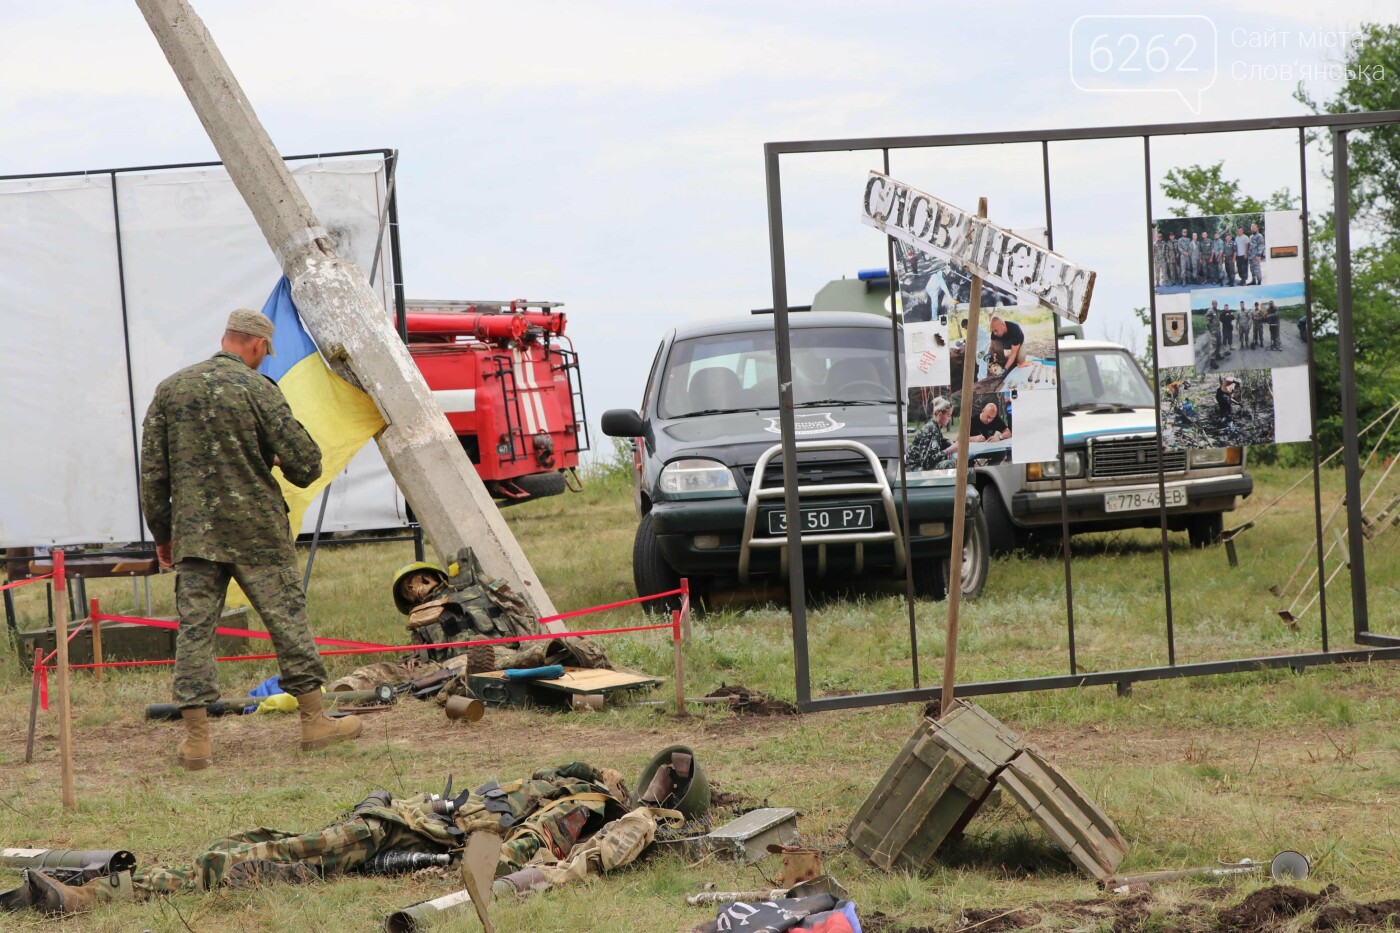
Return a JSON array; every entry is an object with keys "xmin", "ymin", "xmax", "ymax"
[{"xmin": 763, "ymin": 112, "xmax": 1400, "ymax": 713}]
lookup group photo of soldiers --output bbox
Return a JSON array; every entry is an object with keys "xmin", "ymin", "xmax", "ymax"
[
  {"xmin": 1151, "ymin": 212, "xmax": 1267, "ymax": 295},
  {"xmin": 1191, "ymin": 283, "xmax": 1309, "ymax": 373}
]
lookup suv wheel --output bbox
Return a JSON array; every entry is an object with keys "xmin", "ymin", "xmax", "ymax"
[
  {"xmin": 1187, "ymin": 512, "xmax": 1223, "ymax": 549},
  {"xmin": 633, "ymin": 512, "xmax": 683, "ymax": 612},
  {"xmin": 942, "ymin": 504, "xmax": 990, "ymax": 599}
]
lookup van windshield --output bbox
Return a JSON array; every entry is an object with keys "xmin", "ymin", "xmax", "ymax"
[
  {"xmin": 1059, "ymin": 348, "xmax": 1155, "ymax": 410},
  {"xmin": 659, "ymin": 326, "xmax": 897, "ymax": 418}
]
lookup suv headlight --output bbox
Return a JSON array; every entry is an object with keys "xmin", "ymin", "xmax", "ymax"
[
  {"xmin": 1027, "ymin": 451, "xmax": 1083, "ymax": 480},
  {"xmin": 1190, "ymin": 447, "xmax": 1242, "ymax": 467},
  {"xmin": 659, "ymin": 458, "xmax": 739, "ymax": 497}
]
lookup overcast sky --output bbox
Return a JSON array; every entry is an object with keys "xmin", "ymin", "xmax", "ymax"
[{"xmin": 4, "ymin": 0, "xmax": 1395, "ymax": 458}]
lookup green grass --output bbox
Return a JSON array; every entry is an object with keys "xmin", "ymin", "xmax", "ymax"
[{"xmin": 1, "ymin": 463, "xmax": 1399, "ymax": 931}]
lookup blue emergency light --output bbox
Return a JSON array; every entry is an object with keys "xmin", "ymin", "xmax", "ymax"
[{"xmin": 856, "ymin": 268, "xmax": 890, "ymax": 281}]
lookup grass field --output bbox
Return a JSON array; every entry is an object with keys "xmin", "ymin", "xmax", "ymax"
[{"xmin": 1, "ymin": 463, "xmax": 1398, "ymax": 931}]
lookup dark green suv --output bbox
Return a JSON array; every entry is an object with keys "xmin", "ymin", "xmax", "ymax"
[{"xmin": 601, "ymin": 312, "xmax": 988, "ymax": 605}]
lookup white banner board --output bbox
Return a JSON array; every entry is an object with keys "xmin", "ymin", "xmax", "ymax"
[
  {"xmin": 861, "ymin": 171, "xmax": 1096, "ymax": 324},
  {"xmin": 0, "ymin": 158, "xmax": 407, "ymax": 547}
]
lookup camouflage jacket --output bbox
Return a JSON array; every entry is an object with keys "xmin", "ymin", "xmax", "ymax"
[{"xmin": 140, "ymin": 351, "xmax": 322, "ymax": 564}]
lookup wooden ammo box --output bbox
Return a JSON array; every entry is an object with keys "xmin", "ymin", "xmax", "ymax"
[
  {"xmin": 20, "ymin": 621, "xmax": 253, "ymax": 670},
  {"xmin": 995, "ymin": 746, "xmax": 1128, "ymax": 882},
  {"xmin": 468, "ymin": 667, "xmax": 662, "ymax": 710},
  {"xmin": 847, "ymin": 701, "xmax": 1024, "ymax": 872}
]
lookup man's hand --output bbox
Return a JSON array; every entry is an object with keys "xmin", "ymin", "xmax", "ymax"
[{"xmin": 155, "ymin": 541, "xmax": 173, "ymax": 571}]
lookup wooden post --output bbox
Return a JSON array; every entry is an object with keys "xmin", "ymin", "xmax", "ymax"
[
  {"xmin": 89, "ymin": 598, "xmax": 103, "ymax": 682},
  {"xmin": 672, "ymin": 609, "xmax": 687, "ymax": 717},
  {"xmin": 53, "ymin": 549, "xmax": 76, "ymax": 809},
  {"xmin": 24, "ymin": 647, "xmax": 42, "ymax": 764},
  {"xmin": 941, "ymin": 199, "xmax": 988, "ymax": 718}
]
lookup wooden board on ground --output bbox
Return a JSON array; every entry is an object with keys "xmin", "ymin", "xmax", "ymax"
[
  {"xmin": 469, "ymin": 667, "xmax": 662, "ymax": 709},
  {"xmin": 995, "ymin": 746, "xmax": 1128, "ymax": 882}
]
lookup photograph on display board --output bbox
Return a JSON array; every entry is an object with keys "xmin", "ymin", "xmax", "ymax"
[
  {"xmin": 947, "ymin": 304, "xmax": 1058, "ymax": 395},
  {"xmin": 903, "ymin": 318, "xmax": 950, "ymax": 389},
  {"xmin": 905, "ymin": 388, "xmax": 1017, "ymax": 473},
  {"xmin": 1159, "ymin": 366, "xmax": 1276, "ymax": 449},
  {"xmin": 893, "ymin": 241, "xmax": 1018, "ymax": 324},
  {"xmin": 1151, "ymin": 210, "xmax": 1303, "ymax": 295},
  {"xmin": 1152, "ymin": 292, "xmax": 1196, "ymax": 369},
  {"xmin": 1190, "ymin": 282, "xmax": 1308, "ymax": 373}
]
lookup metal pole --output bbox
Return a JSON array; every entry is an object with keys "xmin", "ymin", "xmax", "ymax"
[
  {"xmin": 1298, "ymin": 127, "xmax": 1329, "ymax": 651},
  {"xmin": 883, "ymin": 148, "xmax": 921, "ymax": 689},
  {"xmin": 302, "ymin": 484, "xmax": 333, "ymax": 592},
  {"xmin": 763, "ymin": 145, "xmax": 811, "ymax": 709},
  {"xmin": 940, "ymin": 197, "xmax": 987, "ymax": 717},
  {"xmin": 110, "ymin": 172, "xmax": 147, "ymax": 548},
  {"xmin": 1331, "ymin": 130, "xmax": 1369, "ymax": 636},
  {"xmin": 1142, "ymin": 137, "xmax": 1175, "ymax": 665},
  {"xmin": 1043, "ymin": 139, "xmax": 1077, "ymax": 675}
]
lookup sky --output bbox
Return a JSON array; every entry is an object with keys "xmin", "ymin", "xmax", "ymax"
[{"xmin": 3, "ymin": 0, "xmax": 1396, "ymax": 462}]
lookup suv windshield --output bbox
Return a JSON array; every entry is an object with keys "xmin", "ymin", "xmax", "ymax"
[
  {"xmin": 1059, "ymin": 348, "xmax": 1155, "ymax": 410},
  {"xmin": 658, "ymin": 326, "xmax": 897, "ymax": 418}
]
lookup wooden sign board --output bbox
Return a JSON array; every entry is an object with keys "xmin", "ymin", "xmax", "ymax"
[{"xmin": 861, "ymin": 171, "xmax": 1095, "ymax": 324}]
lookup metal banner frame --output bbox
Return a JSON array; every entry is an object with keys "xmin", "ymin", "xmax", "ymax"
[
  {"xmin": 763, "ymin": 112, "xmax": 1400, "ymax": 713},
  {"xmin": 0, "ymin": 147, "xmax": 406, "ymax": 554}
]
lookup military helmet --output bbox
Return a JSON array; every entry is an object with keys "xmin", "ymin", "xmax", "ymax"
[
  {"xmin": 635, "ymin": 744, "xmax": 710, "ymax": 820},
  {"xmin": 391, "ymin": 561, "xmax": 448, "ymax": 614}
]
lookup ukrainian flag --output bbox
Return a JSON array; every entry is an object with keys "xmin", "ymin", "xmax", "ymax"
[{"xmin": 257, "ymin": 277, "xmax": 386, "ymax": 539}]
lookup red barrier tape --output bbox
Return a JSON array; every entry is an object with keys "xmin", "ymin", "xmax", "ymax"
[
  {"xmin": 537, "ymin": 587, "xmax": 683, "ymax": 625},
  {"xmin": 0, "ymin": 573, "xmax": 54, "ymax": 593},
  {"xmin": 62, "ymin": 620, "xmax": 679, "ymax": 670},
  {"xmin": 92, "ymin": 609, "xmax": 389, "ymax": 650}
]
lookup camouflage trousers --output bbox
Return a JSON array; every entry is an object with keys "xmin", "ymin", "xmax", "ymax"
[
  {"xmin": 133, "ymin": 818, "xmax": 384, "ymax": 895},
  {"xmin": 174, "ymin": 558, "xmax": 328, "ymax": 707}
]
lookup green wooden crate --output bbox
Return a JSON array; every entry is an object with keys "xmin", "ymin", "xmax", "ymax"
[{"xmin": 847, "ymin": 701, "xmax": 1024, "ymax": 872}]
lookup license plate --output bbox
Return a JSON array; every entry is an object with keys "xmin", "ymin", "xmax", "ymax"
[
  {"xmin": 768, "ymin": 505, "xmax": 875, "ymax": 535},
  {"xmin": 1103, "ymin": 488, "xmax": 1188, "ymax": 513}
]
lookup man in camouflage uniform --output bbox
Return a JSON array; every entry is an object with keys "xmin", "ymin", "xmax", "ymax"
[
  {"xmin": 140, "ymin": 309, "xmax": 359, "ymax": 770},
  {"xmin": 1152, "ymin": 230, "xmax": 1166, "ymax": 287},
  {"xmin": 1176, "ymin": 227, "xmax": 1192, "ymax": 285},
  {"xmin": 904, "ymin": 397, "xmax": 955, "ymax": 471},
  {"xmin": 1204, "ymin": 304, "xmax": 1222, "ymax": 370},
  {"xmin": 1188, "ymin": 232, "xmax": 1202, "ymax": 284},
  {"xmin": 8, "ymin": 762, "xmax": 632, "ymax": 914},
  {"xmin": 1248, "ymin": 222, "xmax": 1266, "ymax": 285},
  {"xmin": 1212, "ymin": 230, "xmax": 1227, "ymax": 286}
]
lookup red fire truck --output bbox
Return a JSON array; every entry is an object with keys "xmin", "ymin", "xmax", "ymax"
[{"xmin": 405, "ymin": 299, "xmax": 587, "ymax": 502}]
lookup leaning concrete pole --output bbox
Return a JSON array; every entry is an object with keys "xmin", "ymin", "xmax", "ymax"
[{"xmin": 134, "ymin": 0, "xmax": 557, "ymax": 617}]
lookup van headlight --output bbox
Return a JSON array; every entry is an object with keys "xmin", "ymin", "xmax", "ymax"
[
  {"xmin": 1190, "ymin": 447, "xmax": 1242, "ymax": 467},
  {"xmin": 1027, "ymin": 452, "xmax": 1082, "ymax": 480},
  {"xmin": 659, "ymin": 458, "xmax": 739, "ymax": 497}
]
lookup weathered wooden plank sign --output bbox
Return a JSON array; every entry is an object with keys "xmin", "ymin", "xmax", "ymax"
[{"xmin": 860, "ymin": 171, "xmax": 1096, "ymax": 324}]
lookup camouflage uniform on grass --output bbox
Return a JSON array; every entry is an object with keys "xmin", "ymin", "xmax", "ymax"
[{"xmin": 140, "ymin": 351, "xmax": 325, "ymax": 707}]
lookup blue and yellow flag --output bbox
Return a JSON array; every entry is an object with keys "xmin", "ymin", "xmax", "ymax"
[{"xmin": 257, "ymin": 277, "xmax": 386, "ymax": 538}]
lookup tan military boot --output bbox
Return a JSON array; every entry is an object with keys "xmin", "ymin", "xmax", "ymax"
[
  {"xmin": 295, "ymin": 691, "xmax": 362, "ymax": 751},
  {"xmin": 177, "ymin": 707, "xmax": 213, "ymax": 770},
  {"xmin": 28, "ymin": 870, "xmax": 134, "ymax": 915}
]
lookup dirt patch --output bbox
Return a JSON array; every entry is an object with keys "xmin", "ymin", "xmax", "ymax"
[
  {"xmin": 1312, "ymin": 896, "xmax": 1400, "ymax": 930},
  {"xmin": 1217, "ymin": 884, "xmax": 1332, "ymax": 930},
  {"xmin": 706, "ymin": 683, "xmax": 797, "ymax": 717},
  {"xmin": 956, "ymin": 907, "xmax": 1043, "ymax": 931}
]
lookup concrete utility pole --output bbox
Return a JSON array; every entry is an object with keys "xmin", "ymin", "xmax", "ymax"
[{"xmin": 134, "ymin": 0, "xmax": 557, "ymax": 618}]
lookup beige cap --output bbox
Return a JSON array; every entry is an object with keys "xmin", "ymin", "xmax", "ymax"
[{"xmin": 226, "ymin": 308, "xmax": 274, "ymax": 354}]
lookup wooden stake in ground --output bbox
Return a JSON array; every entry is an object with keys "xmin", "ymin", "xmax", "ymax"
[
  {"xmin": 53, "ymin": 549, "xmax": 76, "ymax": 809},
  {"xmin": 940, "ymin": 198, "xmax": 988, "ymax": 718},
  {"xmin": 133, "ymin": 0, "xmax": 558, "ymax": 620},
  {"xmin": 672, "ymin": 609, "xmax": 687, "ymax": 717}
]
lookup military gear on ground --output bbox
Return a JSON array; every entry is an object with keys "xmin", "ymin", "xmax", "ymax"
[
  {"xmin": 297, "ymin": 691, "xmax": 362, "ymax": 751},
  {"xmin": 24, "ymin": 869, "xmax": 135, "ymax": 916},
  {"xmin": 173, "ymin": 558, "xmax": 328, "ymax": 707},
  {"xmin": 140, "ymin": 351, "xmax": 321, "ymax": 566},
  {"xmin": 494, "ymin": 806, "xmax": 683, "ymax": 898},
  {"xmin": 392, "ymin": 562, "xmax": 449, "ymax": 614},
  {"xmin": 636, "ymin": 745, "xmax": 711, "ymax": 819},
  {"xmin": 178, "ymin": 706, "xmax": 213, "ymax": 770}
]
